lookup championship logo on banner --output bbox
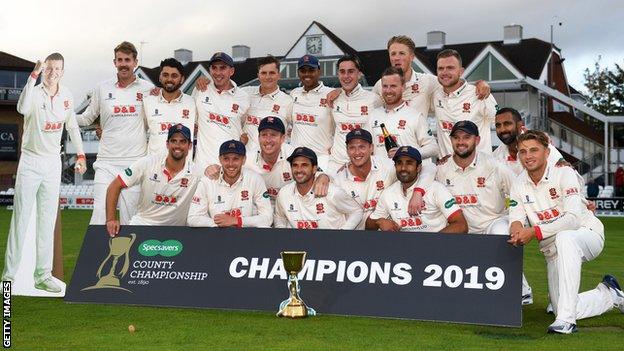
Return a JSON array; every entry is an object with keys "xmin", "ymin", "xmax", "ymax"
[{"xmin": 66, "ymin": 226, "xmax": 523, "ymax": 327}]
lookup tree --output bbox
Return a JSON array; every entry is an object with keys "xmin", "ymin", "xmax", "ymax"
[{"xmin": 583, "ymin": 58, "xmax": 624, "ymax": 115}]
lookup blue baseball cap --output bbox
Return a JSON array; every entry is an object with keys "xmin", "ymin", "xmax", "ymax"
[
  {"xmin": 346, "ymin": 128, "xmax": 373, "ymax": 144},
  {"xmin": 167, "ymin": 123, "xmax": 191, "ymax": 141},
  {"xmin": 219, "ymin": 140, "xmax": 246, "ymax": 156},
  {"xmin": 298, "ymin": 55, "xmax": 320, "ymax": 69},
  {"xmin": 258, "ymin": 116, "xmax": 285, "ymax": 134},
  {"xmin": 392, "ymin": 146, "xmax": 422, "ymax": 164},
  {"xmin": 450, "ymin": 120, "xmax": 479, "ymax": 137},
  {"xmin": 209, "ymin": 52, "xmax": 234, "ymax": 67},
  {"xmin": 287, "ymin": 147, "xmax": 318, "ymax": 166}
]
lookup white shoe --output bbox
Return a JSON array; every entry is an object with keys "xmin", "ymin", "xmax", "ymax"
[
  {"xmin": 34, "ymin": 278, "xmax": 61, "ymax": 293},
  {"xmin": 522, "ymin": 292, "xmax": 533, "ymax": 305},
  {"xmin": 602, "ymin": 274, "xmax": 624, "ymax": 313},
  {"xmin": 547, "ymin": 319, "xmax": 577, "ymax": 334}
]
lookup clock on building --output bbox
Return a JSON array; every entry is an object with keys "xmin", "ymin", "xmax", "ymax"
[{"xmin": 306, "ymin": 36, "xmax": 322, "ymax": 55}]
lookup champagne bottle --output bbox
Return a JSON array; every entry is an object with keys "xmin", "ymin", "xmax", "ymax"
[{"xmin": 379, "ymin": 123, "xmax": 398, "ymax": 152}]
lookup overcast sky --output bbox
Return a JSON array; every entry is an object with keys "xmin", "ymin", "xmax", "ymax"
[{"xmin": 3, "ymin": 0, "xmax": 623, "ymax": 100}]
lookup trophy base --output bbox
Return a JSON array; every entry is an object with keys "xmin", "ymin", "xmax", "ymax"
[{"xmin": 277, "ymin": 302, "xmax": 308, "ymax": 318}]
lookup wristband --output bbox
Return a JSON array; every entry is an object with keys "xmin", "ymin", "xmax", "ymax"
[
  {"xmin": 534, "ymin": 226, "xmax": 543, "ymax": 241},
  {"xmin": 236, "ymin": 217, "xmax": 243, "ymax": 228},
  {"xmin": 106, "ymin": 219, "xmax": 116, "ymax": 224},
  {"xmin": 413, "ymin": 187, "xmax": 425, "ymax": 196},
  {"xmin": 30, "ymin": 72, "xmax": 39, "ymax": 79}
]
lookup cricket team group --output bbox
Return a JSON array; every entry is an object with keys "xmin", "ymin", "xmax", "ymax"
[{"xmin": 2, "ymin": 34, "xmax": 623, "ymax": 333}]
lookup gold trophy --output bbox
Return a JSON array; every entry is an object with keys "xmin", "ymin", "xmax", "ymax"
[
  {"xmin": 276, "ymin": 251, "xmax": 316, "ymax": 318},
  {"xmin": 82, "ymin": 234, "xmax": 136, "ymax": 292}
]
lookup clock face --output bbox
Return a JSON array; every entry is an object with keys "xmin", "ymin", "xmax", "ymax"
[{"xmin": 306, "ymin": 36, "xmax": 322, "ymax": 55}]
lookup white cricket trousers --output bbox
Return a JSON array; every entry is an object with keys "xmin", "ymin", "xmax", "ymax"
[
  {"xmin": 542, "ymin": 227, "xmax": 614, "ymax": 324},
  {"xmin": 2, "ymin": 153, "xmax": 60, "ymax": 284},
  {"xmin": 486, "ymin": 217, "xmax": 533, "ymax": 297},
  {"xmin": 90, "ymin": 160, "xmax": 140, "ymax": 225}
]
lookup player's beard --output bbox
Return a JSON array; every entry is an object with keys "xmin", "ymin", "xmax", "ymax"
[
  {"xmin": 397, "ymin": 170, "xmax": 418, "ymax": 184},
  {"xmin": 455, "ymin": 143, "xmax": 476, "ymax": 159},
  {"xmin": 163, "ymin": 82, "xmax": 182, "ymax": 93},
  {"xmin": 497, "ymin": 130, "xmax": 518, "ymax": 145}
]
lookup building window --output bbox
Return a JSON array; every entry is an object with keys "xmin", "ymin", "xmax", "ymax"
[
  {"xmin": 466, "ymin": 53, "xmax": 516, "ymax": 82},
  {"xmin": 320, "ymin": 60, "xmax": 336, "ymax": 77},
  {"xmin": 280, "ymin": 62, "xmax": 298, "ymax": 79}
]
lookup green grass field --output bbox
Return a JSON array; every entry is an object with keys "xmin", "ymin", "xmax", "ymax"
[{"xmin": 1, "ymin": 209, "xmax": 623, "ymax": 350}]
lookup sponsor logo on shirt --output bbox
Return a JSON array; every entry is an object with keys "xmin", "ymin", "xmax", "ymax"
[
  {"xmin": 231, "ymin": 103, "xmax": 240, "ymax": 113},
  {"xmin": 376, "ymin": 181, "xmax": 385, "ymax": 191},
  {"xmin": 535, "ymin": 208, "xmax": 560, "ymax": 222},
  {"xmin": 124, "ymin": 168, "xmax": 132, "ymax": 176},
  {"xmin": 288, "ymin": 204, "xmax": 297, "ymax": 212},
  {"xmin": 509, "ymin": 199, "xmax": 518, "ymax": 207},
  {"xmin": 363, "ymin": 199, "xmax": 378, "ymax": 209},
  {"xmin": 319, "ymin": 98, "xmax": 328, "ymax": 108},
  {"xmin": 150, "ymin": 173, "xmax": 159, "ymax": 182},
  {"xmin": 180, "ymin": 178, "xmax": 189, "ymax": 187},
  {"xmin": 360, "ymin": 106, "xmax": 368, "ymax": 116},
  {"xmin": 153, "ymin": 108, "xmax": 161, "ymax": 116},
  {"xmin": 241, "ymin": 190, "xmax": 249, "ymax": 201},
  {"xmin": 282, "ymin": 172, "xmax": 292, "ymax": 182},
  {"xmin": 225, "ymin": 208, "xmax": 242, "ymax": 217},
  {"xmin": 63, "ymin": 100, "xmax": 70, "ymax": 110},
  {"xmin": 208, "ymin": 112, "xmax": 230, "ymax": 126},
  {"xmin": 272, "ymin": 104, "xmax": 281, "ymax": 113},
  {"xmin": 136, "ymin": 92, "xmax": 143, "ymax": 102},
  {"xmin": 400, "ymin": 217, "xmax": 423, "ymax": 228},
  {"xmin": 441, "ymin": 120, "xmax": 454, "ymax": 131},
  {"xmin": 215, "ymin": 195, "xmax": 224, "ymax": 204},
  {"xmin": 295, "ymin": 113, "xmax": 316, "ymax": 124},
  {"xmin": 340, "ymin": 123, "xmax": 363, "ymax": 131},
  {"xmin": 182, "ymin": 109, "xmax": 190, "ymax": 119},
  {"xmin": 454, "ymin": 194, "xmax": 478, "ymax": 206},
  {"xmin": 160, "ymin": 123, "xmax": 175, "ymax": 133},
  {"xmin": 377, "ymin": 134, "xmax": 397, "ymax": 144},
  {"xmin": 153, "ymin": 194, "xmax": 177, "ymax": 205},
  {"xmin": 523, "ymin": 195, "xmax": 534, "ymax": 204},
  {"xmin": 462, "ymin": 102, "xmax": 471, "ymax": 113},
  {"xmin": 192, "ymin": 196, "xmax": 201, "ymax": 204},
  {"xmin": 411, "ymin": 84, "xmax": 419, "ymax": 93},
  {"xmin": 444, "ymin": 198, "xmax": 456, "ymax": 209},
  {"xmin": 316, "ymin": 203, "xmax": 325, "ymax": 214},
  {"xmin": 565, "ymin": 187, "xmax": 579, "ymax": 196},
  {"xmin": 43, "ymin": 121, "xmax": 63, "ymax": 132},
  {"xmin": 106, "ymin": 92, "xmax": 115, "ymax": 100},
  {"xmin": 246, "ymin": 115, "xmax": 260, "ymax": 126},
  {"xmin": 437, "ymin": 100, "xmax": 443, "ymax": 108},
  {"xmin": 549, "ymin": 188, "xmax": 559, "ymax": 200},
  {"xmin": 113, "ymin": 105, "xmax": 137, "ymax": 115},
  {"xmin": 297, "ymin": 220, "xmax": 319, "ymax": 229}
]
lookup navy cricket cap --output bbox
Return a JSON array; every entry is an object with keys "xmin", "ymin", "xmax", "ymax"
[
  {"xmin": 345, "ymin": 128, "xmax": 373, "ymax": 144},
  {"xmin": 298, "ymin": 55, "xmax": 320, "ymax": 69},
  {"xmin": 287, "ymin": 147, "xmax": 318, "ymax": 166},
  {"xmin": 167, "ymin": 123, "xmax": 191, "ymax": 141},
  {"xmin": 209, "ymin": 52, "xmax": 234, "ymax": 67},
  {"xmin": 219, "ymin": 140, "xmax": 246, "ymax": 156},
  {"xmin": 450, "ymin": 120, "xmax": 479, "ymax": 137},
  {"xmin": 392, "ymin": 146, "xmax": 422, "ymax": 164},
  {"xmin": 258, "ymin": 116, "xmax": 285, "ymax": 134}
]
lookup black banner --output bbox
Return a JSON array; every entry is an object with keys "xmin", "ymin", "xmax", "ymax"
[
  {"xmin": 0, "ymin": 124, "xmax": 18, "ymax": 161},
  {"xmin": 588, "ymin": 197, "xmax": 624, "ymax": 212},
  {"xmin": 66, "ymin": 226, "xmax": 523, "ymax": 327}
]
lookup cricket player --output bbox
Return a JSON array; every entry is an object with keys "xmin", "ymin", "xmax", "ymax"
[
  {"xmin": 76, "ymin": 41, "xmax": 154, "ymax": 225},
  {"xmin": 289, "ymin": 55, "xmax": 335, "ymax": 156},
  {"xmin": 2, "ymin": 54, "xmax": 87, "ymax": 292},
  {"xmin": 367, "ymin": 67, "xmax": 438, "ymax": 160},
  {"xmin": 105, "ymin": 124, "xmax": 200, "ymax": 236},
  {"xmin": 194, "ymin": 52, "xmax": 250, "ymax": 170},
  {"xmin": 367, "ymin": 146, "xmax": 468, "ymax": 233},
  {"xmin": 274, "ymin": 147, "xmax": 362, "ymax": 229},
  {"xmin": 436, "ymin": 120, "xmax": 534, "ymax": 304},
  {"xmin": 143, "ymin": 58, "xmax": 197, "ymax": 158},
  {"xmin": 194, "ymin": 56, "xmax": 293, "ymax": 150},
  {"xmin": 493, "ymin": 107, "xmax": 564, "ymax": 174},
  {"xmin": 432, "ymin": 49, "xmax": 497, "ymax": 157},
  {"xmin": 187, "ymin": 140, "xmax": 272, "ymax": 228},
  {"xmin": 508, "ymin": 130, "xmax": 624, "ymax": 334},
  {"xmin": 328, "ymin": 55, "xmax": 380, "ymax": 172}
]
